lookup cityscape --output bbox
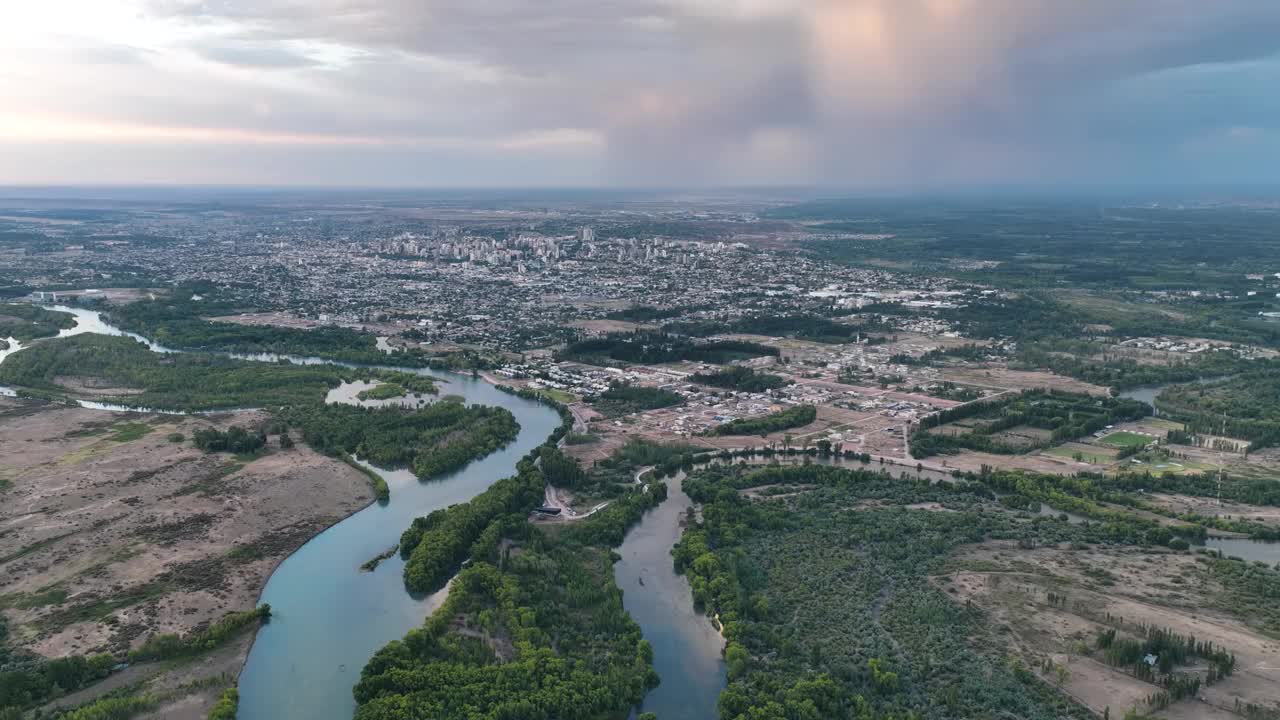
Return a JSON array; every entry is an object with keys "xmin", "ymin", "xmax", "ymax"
[
  {"xmin": 3, "ymin": 190, "xmax": 1280, "ymax": 720},
  {"xmin": 5, "ymin": 2, "xmax": 1280, "ymax": 720}
]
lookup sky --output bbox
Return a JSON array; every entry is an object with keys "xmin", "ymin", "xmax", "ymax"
[{"xmin": 3, "ymin": 0, "xmax": 1280, "ymax": 188}]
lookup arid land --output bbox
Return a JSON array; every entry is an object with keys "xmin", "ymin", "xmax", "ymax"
[{"xmin": 0, "ymin": 397, "xmax": 374, "ymax": 719}]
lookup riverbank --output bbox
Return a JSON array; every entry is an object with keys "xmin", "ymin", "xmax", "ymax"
[
  {"xmin": 235, "ymin": 373, "xmax": 562, "ymax": 720},
  {"xmin": 0, "ymin": 306, "xmax": 560, "ymax": 719},
  {"xmin": 614, "ymin": 472, "xmax": 727, "ymax": 720},
  {"xmin": 0, "ymin": 398, "xmax": 374, "ymax": 718}
]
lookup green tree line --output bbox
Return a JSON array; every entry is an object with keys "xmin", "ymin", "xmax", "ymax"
[
  {"xmin": 282, "ymin": 400, "xmax": 520, "ymax": 480},
  {"xmin": 690, "ymin": 366, "xmax": 789, "ymax": 392},
  {"xmin": 0, "ymin": 303, "xmax": 75, "ymax": 342},
  {"xmin": 707, "ymin": 405, "xmax": 817, "ymax": 437},
  {"xmin": 356, "ymin": 445, "xmax": 682, "ymax": 719}
]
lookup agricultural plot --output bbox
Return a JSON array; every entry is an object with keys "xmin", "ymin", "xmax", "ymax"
[
  {"xmin": 534, "ymin": 387, "xmax": 577, "ymax": 404},
  {"xmin": 1098, "ymin": 431, "xmax": 1156, "ymax": 449},
  {"xmin": 1123, "ymin": 453, "xmax": 1220, "ymax": 476},
  {"xmin": 1141, "ymin": 418, "xmax": 1188, "ymax": 432},
  {"xmin": 989, "ymin": 425, "xmax": 1055, "ymax": 449},
  {"xmin": 912, "ymin": 389, "xmax": 1150, "ymax": 459},
  {"xmin": 1043, "ymin": 443, "xmax": 1120, "ymax": 466}
]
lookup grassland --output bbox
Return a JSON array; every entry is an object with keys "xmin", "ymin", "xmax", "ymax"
[
  {"xmin": 356, "ymin": 382, "xmax": 409, "ymax": 401},
  {"xmin": 106, "ymin": 422, "xmax": 153, "ymax": 443},
  {"xmin": 1042, "ymin": 444, "xmax": 1118, "ymax": 465},
  {"xmin": 0, "ymin": 398, "xmax": 374, "ymax": 719},
  {"xmin": 534, "ymin": 387, "xmax": 577, "ymax": 404},
  {"xmin": 1097, "ymin": 431, "xmax": 1156, "ymax": 449}
]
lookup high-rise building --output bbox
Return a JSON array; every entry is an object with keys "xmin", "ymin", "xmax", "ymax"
[{"xmin": 580, "ymin": 227, "xmax": 594, "ymax": 243}]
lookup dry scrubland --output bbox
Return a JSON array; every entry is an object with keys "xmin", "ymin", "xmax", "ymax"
[
  {"xmin": 940, "ymin": 542, "xmax": 1280, "ymax": 719},
  {"xmin": 0, "ymin": 397, "xmax": 373, "ymax": 718}
]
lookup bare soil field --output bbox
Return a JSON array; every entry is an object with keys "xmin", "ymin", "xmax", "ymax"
[
  {"xmin": 939, "ymin": 541, "xmax": 1280, "ymax": 719},
  {"xmin": 568, "ymin": 319, "xmax": 654, "ymax": 334},
  {"xmin": 1107, "ymin": 418, "xmax": 1188, "ymax": 438},
  {"xmin": 1042, "ymin": 441, "xmax": 1121, "ymax": 466},
  {"xmin": 1148, "ymin": 494, "xmax": 1280, "ymax": 527},
  {"xmin": 36, "ymin": 288, "xmax": 162, "ymax": 304},
  {"xmin": 562, "ymin": 427, "xmax": 627, "ymax": 466},
  {"xmin": 888, "ymin": 332, "xmax": 994, "ymax": 351},
  {"xmin": 565, "ymin": 400, "xmax": 915, "ymax": 469},
  {"xmin": 52, "ymin": 376, "xmax": 143, "ymax": 396},
  {"xmin": 929, "ymin": 449, "xmax": 1092, "ymax": 475},
  {"xmin": 938, "ymin": 366, "xmax": 1110, "ymax": 396},
  {"xmin": 989, "ymin": 425, "xmax": 1054, "ymax": 448},
  {"xmin": 207, "ymin": 311, "xmax": 326, "ymax": 329},
  {"xmin": 1227, "ymin": 447, "xmax": 1280, "ymax": 481},
  {"xmin": 0, "ymin": 397, "xmax": 373, "ymax": 716}
]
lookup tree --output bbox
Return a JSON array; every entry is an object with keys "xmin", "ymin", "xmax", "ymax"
[{"xmin": 726, "ymin": 642, "xmax": 750, "ymax": 679}]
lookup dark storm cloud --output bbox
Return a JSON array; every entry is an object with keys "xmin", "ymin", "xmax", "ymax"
[{"xmin": 8, "ymin": 0, "xmax": 1280, "ymax": 185}]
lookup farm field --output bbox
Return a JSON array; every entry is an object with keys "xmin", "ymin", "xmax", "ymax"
[
  {"xmin": 911, "ymin": 389, "xmax": 1150, "ymax": 459},
  {"xmin": 534, "ymin": 387, "xmax": 577, "ymax": 404},
  {"xmin": 1043, "ymin": 443, "xmax": 1120, "ymax": 466},
  {"xmin": 1098, "ymin": 431, "xmax": 1157, "ymax": 449}
]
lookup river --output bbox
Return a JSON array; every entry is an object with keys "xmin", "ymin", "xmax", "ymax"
[
  {"xmin": 1117, "ymin": 376, "xmax": 1225, "ymax": 415},
  {"xmin": 0, "ymin": 305, "xmax": 564, "ymax": 720},
  {"xmin": 0, "ymin": 308, "xmax": 959, "ymax": 719},
  {"xmin": 611, "ymin": 455, "xmax": 954, "ymax": 720},
  {"xmin": 1113, "ymin": 382, "xmax": 1280, "ymax": 562},
  {"xmin": 0, "ymin": 336, "xmax": 22, "ymax": 396},
  {"xmin": 323, "ymin": 379, "xmax": 435, "ymax": 409},
  {"xmin": 1201, "ymin": 537, "xmax": 1280, "ymax": 565},
  {"xmin": 235, "ymin": 375, "xmax": 561, "ymax": 720},
  {"xmin": 610, "ymin": 455, "xmax": 972, "ymax": 720},
  {"xmin": 614, "ymin": 472, "xmax": 726, "ymax": 720}
]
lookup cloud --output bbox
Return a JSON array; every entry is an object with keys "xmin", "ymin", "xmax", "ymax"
[
  {"xmin": 3, "ymin": 0, "xmax": 1280, "ymax": 186},
  {"xmin": 193, "ymin": 43, "xmax": 320, "ymax": 69},
  {"xmin": 498, "ymin": 128, "xmax": 606, "ymax": 152}
]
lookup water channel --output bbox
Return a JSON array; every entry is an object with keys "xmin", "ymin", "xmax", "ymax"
[
  {"xmin": 614, "ymin": 472, "xmax": 726, "ymax": 720},
  {"xmin": 1201, "ymin": 536, "xmax": 1280, "ymax": 564},
  {"xmin": 235, "ymin": 374, "xmax": 561, "ymax": 720},
  {"xmin": 0, "ymin": 306, "xmax": 724, "ymax": 719},
  {"xmin": 1112, "ymin": 380, "xmax": 1280, "ymax": 564},
  {"xmin": 1116, "ymin": 376, "xmax": 1226, "ymax": 415},
  {"xmin": 10, "ymin": 307, "xmax": 1279, "ymax": 717}
]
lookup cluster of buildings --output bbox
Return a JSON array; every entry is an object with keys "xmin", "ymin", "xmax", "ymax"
[
  {"xmin": 372, "ymin": 228, "xmax": 746, "ymax": 274},
  {"xmin": 0, "ymin": 199, "xmax": 1006, "ymax": 369},
  {"xmin": 1114, "ymin": 336, "xmax": 1276, "ymax": 360},
  {"xmin": 1, "ymin": 203, "xmax": 990, "ymax": 354},
  {"xmin": 493, "ymin": 360, "xmax": 685, "ymax": 396}
]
